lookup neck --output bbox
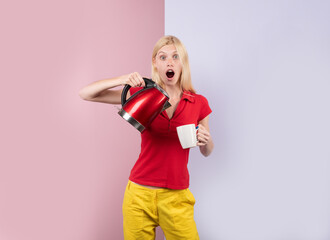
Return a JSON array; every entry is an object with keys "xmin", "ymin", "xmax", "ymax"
[{"xmin": 165, "ymin": 84, "xmax": 182, "ymax": 100}]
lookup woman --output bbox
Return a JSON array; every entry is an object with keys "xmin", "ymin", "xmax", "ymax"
[{"xmin": 79, "ymin": 35, "xmax": 214, "ymax": 240}]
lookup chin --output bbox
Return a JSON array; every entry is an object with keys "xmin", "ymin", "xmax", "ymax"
[
  {"xmin": 160, "ymin": 75, "xmax": 180, "ymax": 87},
  {"xmin": 165, "ymin": 80, "xmax": 179, "ymax": 86}
]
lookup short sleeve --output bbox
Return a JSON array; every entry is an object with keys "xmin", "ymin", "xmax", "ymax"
[{"xmin": 198, "ymin": 95, "xmax": 212, "ymax": 122}]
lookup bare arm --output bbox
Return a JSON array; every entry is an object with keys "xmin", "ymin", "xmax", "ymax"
[
  {"xmin": 78, "ymin": 72, "xmax": 145, "ymax": 104},
  {"xmin": 197, "ymin": 115, "xmax": 214, "ymax": 157}
]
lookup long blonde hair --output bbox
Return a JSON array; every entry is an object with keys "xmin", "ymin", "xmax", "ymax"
[{"xmin": 151, "ymin": 35, "xmax": 196, "ymax": 93}]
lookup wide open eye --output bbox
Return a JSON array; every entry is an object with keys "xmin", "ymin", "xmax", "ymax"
[
  {"xmin": 160, "ymin": 55, "xmax": 166, "ymax": 60},
  {"xmin": 173, "ymin": 54, "xmax": 179, "ymax": 59}
]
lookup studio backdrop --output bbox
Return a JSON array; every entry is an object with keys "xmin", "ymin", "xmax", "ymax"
[
  {"xmin": 1, "ymin": 1, "xmax": 330, "ymax": 240},
  {"xmin": 165, "ymin": 0, "xmax": 330, "ymax": 239}
]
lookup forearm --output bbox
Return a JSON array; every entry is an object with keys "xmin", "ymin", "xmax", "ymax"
[
  {"xmin": 79, "ymin": 75, "xmax": 126, "ymax": 100},
  {"xmin": 199, "ymin": 137, "xmax": 214, "ymax": 157}
]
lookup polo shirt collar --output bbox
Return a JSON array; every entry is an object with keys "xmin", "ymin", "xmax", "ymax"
[{"xmin": 182, "ymin": 91, "xmax": 195, "ymax": 103}]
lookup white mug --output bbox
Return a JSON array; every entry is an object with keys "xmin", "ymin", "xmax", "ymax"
[{"xmin": 176, "ymin": 124, "xmax": 198, "ymax": 149}]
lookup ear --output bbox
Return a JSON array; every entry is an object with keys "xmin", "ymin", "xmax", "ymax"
[{"xmin": 152, "ymin": 57, "xmax": 156, "ymax": 65}]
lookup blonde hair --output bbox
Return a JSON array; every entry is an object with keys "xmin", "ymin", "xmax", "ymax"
[{"xmin": 151, "ymin": 35, "xmax": 196, "ymax": 93}]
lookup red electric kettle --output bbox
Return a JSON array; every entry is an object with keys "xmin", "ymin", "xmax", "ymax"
[{"xmin": 118, "ymin": 78, "xmax": 171, "ymax": 132}]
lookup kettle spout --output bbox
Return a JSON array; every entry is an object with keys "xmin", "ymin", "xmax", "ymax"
[{"xmin": 161, "ymin": 101, "xmax": 171, "ymax": 112}]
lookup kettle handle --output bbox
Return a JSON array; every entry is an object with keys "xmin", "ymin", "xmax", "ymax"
[{"xmin": 121, "ymin": 78, "xmax": 155, "ymax": 106}]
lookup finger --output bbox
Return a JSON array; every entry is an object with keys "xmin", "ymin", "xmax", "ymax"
[
  {"xmin": 130, "ymin": 73, "xmax": 142, "ymax": 87},
  {"xmin": 197, "ymin": 132, "xmax": 209, "ymax": 142},
  {"xmin": 135, "ymin": 73, "xmax": 145, "ymax": 87},
  {"xmin": 197, "ymin": 136, "xmax": 208, "ymax": 144},
  {"xmin": 197, "ymin": 130, "xmax": 210, "ymax": 139},
  {"xmin": 197, "ymin": 141, "xmax": 206, "ymax": 146},
  {"xmin": 127, "ymin": 74, "xmax": 135, "ymax": 85},
  {"xmin": 197, "ymin": 125, "xmax": 208, "ymax": 135},
  {"xmin": 197, "ymin": 124, "xmax": 206, "ymax": 130},
  {"xmin": 132, "ymin": 73, "xmax": 142, "ymax": 87},
  {"xmin": 132, "ymin": 72, "xmax": 144, "ymax": 87}
]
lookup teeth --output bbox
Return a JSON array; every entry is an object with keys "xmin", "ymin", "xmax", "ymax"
[{"xmin": 167, "ymin": 70, "xmax": 173, "ymax": 72}]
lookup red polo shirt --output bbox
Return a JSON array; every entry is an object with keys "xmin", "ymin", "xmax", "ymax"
[{"xmin": 128, "ymin": 87, "xmax": 212, "ymax": 189}]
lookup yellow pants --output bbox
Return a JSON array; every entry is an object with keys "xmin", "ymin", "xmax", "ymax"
[{"xmin": 122, "ymin": 180, "xmax": 199, "ymax": 240}]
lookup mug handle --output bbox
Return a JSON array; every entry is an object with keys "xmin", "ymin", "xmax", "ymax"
[{"xmin": 195, "ymin": 125, "xmax": 199, "ymax": 145}]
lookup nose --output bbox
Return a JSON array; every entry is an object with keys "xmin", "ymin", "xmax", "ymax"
[{"xmin": 167, "ymin": 58, "xmax": 173, "ymax": 66}]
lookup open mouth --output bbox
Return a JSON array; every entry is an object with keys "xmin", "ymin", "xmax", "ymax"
[{"xmin": 166, "ymin": 69, "xmax": 175, "ymax": 79}]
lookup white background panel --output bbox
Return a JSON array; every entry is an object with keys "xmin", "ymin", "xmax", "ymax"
[{"xmin": 166, "ymin": 0, "xmax": 330, "ymax": 239}]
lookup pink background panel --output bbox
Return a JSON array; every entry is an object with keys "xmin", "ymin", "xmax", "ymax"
[{"xmin": 0, "ymin": 0, "xmax": 164, "ymax": 240}]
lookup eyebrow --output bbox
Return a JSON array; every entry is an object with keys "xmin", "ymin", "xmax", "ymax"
[{"xmin": 158, "ymin": 51, "xmax": 178, "ymax": 55}]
